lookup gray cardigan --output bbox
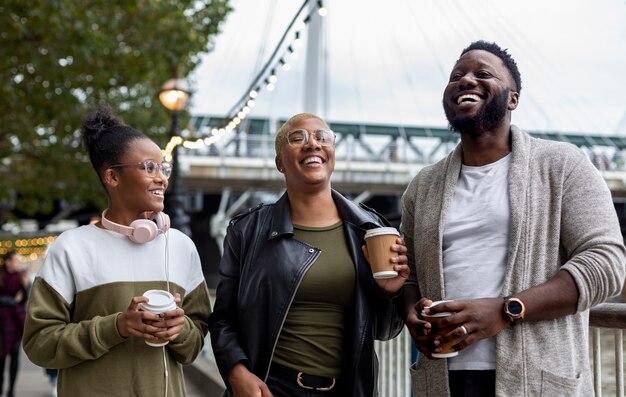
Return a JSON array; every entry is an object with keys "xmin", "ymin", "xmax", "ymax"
[{"xmin": 401, "ymin": 126, "xmax": 625, "ymax": 396}]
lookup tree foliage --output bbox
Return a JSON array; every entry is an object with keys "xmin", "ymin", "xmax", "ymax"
[{"xmin": 0, "ymin": 0, "xmax": 231, "ymax": 220}]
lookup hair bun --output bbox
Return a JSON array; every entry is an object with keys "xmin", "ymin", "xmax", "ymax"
[{"xmin": 82, "ymin": 105, "xmax": 125, "ymax": 148}]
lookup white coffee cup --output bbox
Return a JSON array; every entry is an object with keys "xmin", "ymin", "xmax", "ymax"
[{"xmin": 139, "ymin": 289, "xmax": 176, "ymax": 347}]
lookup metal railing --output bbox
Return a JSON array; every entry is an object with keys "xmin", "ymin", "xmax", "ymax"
[
  {"xmin": 375, "ymin": 328, "xmax": 413, "ymax": 396},
  {"xmin": 180, "ymin": 134, "xmax": 626, "ymax": 196},
  {"xmin": 182, "ymin": 130, "xmax": 626, "ymax": 171},
  {"xmin": 590, "ymin": 303, "xmax": 626, "ymax": 397},
  {"xmin": 375, "ymin": 302, "xmax": 626, "ymax": 397}
]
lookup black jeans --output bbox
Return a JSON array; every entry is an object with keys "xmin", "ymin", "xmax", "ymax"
[
  {"xmin": 266, "ymin": 363, "xmax": 345, "ymax": 397},
  {"xmin": 0, "ymin": 344, "xmax": 20, "ymax": 397},
  {"xmin": 449, "ymin": 370, "xmax": 496, "ymax": 397}
]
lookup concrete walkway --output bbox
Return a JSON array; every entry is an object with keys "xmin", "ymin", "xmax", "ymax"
[{"xmin": 8, "ymin": 350, "xmax": 53, "ymax": 397}]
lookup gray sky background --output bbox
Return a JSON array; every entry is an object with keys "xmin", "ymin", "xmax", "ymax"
[{"xmin": 190, "ymin": 0, "xmax": 626, "ymax": 135}]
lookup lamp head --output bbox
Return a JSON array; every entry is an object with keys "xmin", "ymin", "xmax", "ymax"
[{"xmin": 159, "ymin": 78, "xmax": 191, "ymax": 111}]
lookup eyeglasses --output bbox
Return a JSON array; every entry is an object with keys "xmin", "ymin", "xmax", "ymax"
[
  {"xmin": 286, "ymin": 129, "xmax": 336, "ymax": 147},
  {"xmin": 108, "ymin": 160, "xmax": 172, "ymax": 179}
]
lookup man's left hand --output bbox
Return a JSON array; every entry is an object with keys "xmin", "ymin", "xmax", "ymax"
[{"xmin": 427, "ymin": 298, "xmax": 509, "ymax": 353}]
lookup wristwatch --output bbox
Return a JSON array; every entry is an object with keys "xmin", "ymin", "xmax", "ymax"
[{"xmin": 503, "ymin": 296, "xmax": 525, "ymax": 325}]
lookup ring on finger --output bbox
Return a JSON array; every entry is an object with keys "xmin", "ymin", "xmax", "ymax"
[{"xmin": 460, "ymin": 325, "xmax": 468, "ymax": 336}]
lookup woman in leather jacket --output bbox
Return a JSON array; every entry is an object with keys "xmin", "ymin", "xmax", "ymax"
[{"xmin": 209, "ymin": 113, "xmax": 409, "ymax": 397}]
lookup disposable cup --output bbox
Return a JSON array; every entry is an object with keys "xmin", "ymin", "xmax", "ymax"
[
  {"xmin": 139, "ymin": 289, "xmax": 176, "ymax": 347},
  {"xmin": 364, "ymin": 227, "xmax": 400, "ymax": 279},
  {"xmin": 421, "ymin": 300, "xmax": 459, "ymax": 358}
]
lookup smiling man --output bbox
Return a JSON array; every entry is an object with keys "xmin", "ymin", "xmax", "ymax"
[{"xmin": 400, "ymin": 41, "xmax": 625, "ymax": 397}]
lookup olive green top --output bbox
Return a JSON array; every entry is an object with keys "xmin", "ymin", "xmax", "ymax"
[{"xmin": 272, "ymin": 221, "xmax": 355, "ymax": 378}]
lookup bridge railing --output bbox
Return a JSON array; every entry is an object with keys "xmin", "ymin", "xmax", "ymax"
[
  {"xmin": 187, "ymin": 115, "xmax": 626, "ymax": 171},
  {"xmin": 180, "ymin": 132, "xmax": 626, "ymax": 195},
  {"xmin": 182, "ymin": 131, "xmax": 626, "ymax": 171},
  {"xmin": 375, "ymin": 302, "xmax": 626, "ymax": 397},
  {"xmin": 182, "ymin": 133, "xmax": 432, "ymax": 164},
  {"xmin": 180, "ymin": 134, "xmax": 427, "ymax": 193}
]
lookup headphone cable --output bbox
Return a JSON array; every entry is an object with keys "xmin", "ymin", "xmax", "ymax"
[
  {"xmin": 163, "ymin": 230, "xmax": 170, "ymax": 397},
  {"xmin": 165, "ymin": 230, "xmax": 171, "ymax": 293}
]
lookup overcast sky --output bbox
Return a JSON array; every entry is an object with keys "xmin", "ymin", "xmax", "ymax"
[{"xmin": 190, "ymin": 0, "xmax": 626, "ymax": 135}]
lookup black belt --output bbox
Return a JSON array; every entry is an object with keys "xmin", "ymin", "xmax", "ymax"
[{"xmin": 269, "ymin": 363, "xmax": 338, "ymax": 391}]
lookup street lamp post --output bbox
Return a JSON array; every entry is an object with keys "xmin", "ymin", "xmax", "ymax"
[{"xmin": 159, "ymin": 78, "xmax": 192, "ymax": 236}]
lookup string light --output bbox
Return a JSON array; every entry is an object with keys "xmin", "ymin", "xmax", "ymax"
[
  {"xmin": 288, "ymin": 45, "xmax": 299, "ymax": 61},
  {"xmin": 294, "ymin": 20, "xmax": 306, "ymax": 31},
  {"xmin": 317, "ymin": 0, "xmax": 327, "ymax": 16},
  {"xmin": 161, "ymin": 0, "xmax": 327, "ymax": 160},
  {"xmin": 280, "ymin": 58, "xmax": 291, "ymax": 71},
  {"xmin": 293, "ymin": 31, "xmax": 303, "ymax": 48},
  {"xmin": 268, "ymin": 69, "xmax": 278, "ymax": 84},
  {"xmin": 0, "ymin": 235, "xmax": 58, "ymax": 262}
]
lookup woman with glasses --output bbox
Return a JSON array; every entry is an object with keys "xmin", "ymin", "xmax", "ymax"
[
  {"xmin": 209, "ymin": 113, "xmax": 409, "ymax": 397},
  {"xmin": 23, "ymin": 106, "xmax": 211, "ymax": 397}
]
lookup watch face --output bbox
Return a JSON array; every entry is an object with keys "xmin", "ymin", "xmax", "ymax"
[{"xmin": 508, "ymin": 300, "xmax": 523, "ymax": 316}]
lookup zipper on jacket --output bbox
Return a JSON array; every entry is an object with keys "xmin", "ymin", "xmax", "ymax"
[{"xmin": 262, "ymin": 248, "xmax": 322, "ymax": 382}]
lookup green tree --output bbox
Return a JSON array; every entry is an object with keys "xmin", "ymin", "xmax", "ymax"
[{"xmin": 0, "ymin": 0, "xmax": 231, "ymax": 221}]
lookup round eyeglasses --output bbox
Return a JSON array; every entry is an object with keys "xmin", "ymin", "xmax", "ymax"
[
  {"xmin": 286, "ymin": 129, "xmax": 336, "ymax": 147},
  {"xmin": 108, "ymin": 160, "xmax": 172, "ymax": 179}
]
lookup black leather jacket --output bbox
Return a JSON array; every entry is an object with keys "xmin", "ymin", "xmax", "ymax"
[{"xmin": 208, "ymin": 190, "xmax": 405, "ymax": 397}]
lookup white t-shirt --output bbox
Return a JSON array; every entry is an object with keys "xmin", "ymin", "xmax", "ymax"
[{"xmin": 442, "ymin": 153, "xmax": 511, "ymax": 370}]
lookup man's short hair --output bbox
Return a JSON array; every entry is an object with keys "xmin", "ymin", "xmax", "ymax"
[{"xmin": 461, "ymin": 41, "xmax": 522, "ymax": 94}]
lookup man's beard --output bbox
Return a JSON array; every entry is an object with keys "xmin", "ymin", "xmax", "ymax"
[{"xmin": 445, "ymin": 89, "xmax": 509, "ymax": 138}]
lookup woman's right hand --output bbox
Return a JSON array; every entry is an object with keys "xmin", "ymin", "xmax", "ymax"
[
  {"xmin": 405, "ymin": 297, "xmax": 438, "ymax": 358},
  {"xmin": 115, "ymin": 296, "xmax": 162, "ymax": 340},
  {"xmin": 228, "ymin": 362, "xmax": 273, "ymax": 397}
]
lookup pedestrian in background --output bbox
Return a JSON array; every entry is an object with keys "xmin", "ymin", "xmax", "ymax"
[
  {"xmin": 209, "ymin": 113, "xmax": 409, "ymax": 397},
  {"xmin": 401, "ymin": 41, "xmax": 626, "ymax": 396},
  {"xmin": 22, "ymin": 106, "xmax": 211, "ymax": 396},
  {"xmin": 44, "ymin": 368, "xmax": 58, "ymax": 397},
  {"xmin": 0, "ymin": 250, "xmax": 30, "ymax": 397}
]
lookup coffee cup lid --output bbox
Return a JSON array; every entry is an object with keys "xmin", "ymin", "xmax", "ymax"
[
  {"xmin": 421, "ymin": 300, "xmax": 452, "ymax": 317},
  {"xmin": 364, "ymin": 227, "xmax": 400, "ymax": 239},
  {"xmin": 421, "ymin": 310, "xmax": 452, "ymax": 317},
  {"xmin": 141, "ymin": 290, "xmax": 175, "ymax": 312}
]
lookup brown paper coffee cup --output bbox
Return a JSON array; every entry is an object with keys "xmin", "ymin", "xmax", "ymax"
[{"xmin": 364, "ymin": 227, "xmax": 400, "ymax": 279}]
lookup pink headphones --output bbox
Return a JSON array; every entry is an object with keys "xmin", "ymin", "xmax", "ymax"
[{"xmin": 101, "ymin": 209, "xmax": 170, "ymax": 244}]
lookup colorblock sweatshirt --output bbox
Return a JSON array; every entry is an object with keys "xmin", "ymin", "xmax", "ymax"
[{"xmin": 23, "ymin": 224, "xmax": 212, "ymax": 397}]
